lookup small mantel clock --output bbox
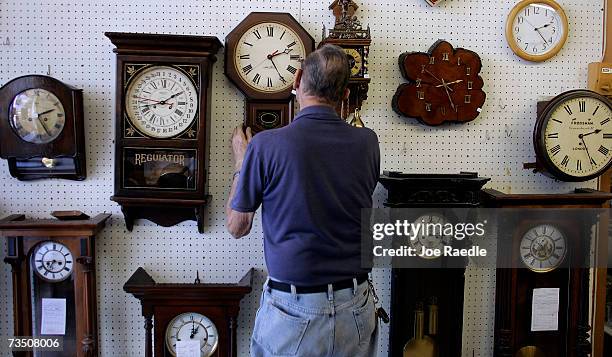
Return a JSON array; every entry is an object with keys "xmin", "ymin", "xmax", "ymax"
[
  {"xmin": 105, "ymin": 32, "xmax": 222, "ymax": 233},
  {"xmin": 124, "ymin": 267, "xmax": 254, "ymax": 357},
  {"xmin": 0, "ymin": 75, "xmax": 86, "ymax": 180},
  {"xmin": 0, "ymin": 211, "xmax": 111, "ymax": 357},
  {"xmin": 320, "ymin": 0, "xmax": 371, "ymax": 125},
  {"xmin": 484, "ymin": 189, "xmax": 612, "ymax": 357},
  {"xmin": 225, "ymin": 12, "xmax": 315, "ymax": 133}
]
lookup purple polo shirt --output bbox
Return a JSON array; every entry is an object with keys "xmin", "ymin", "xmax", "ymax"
[{"xmin": 231, "ymin": 105, "xmax": 380, "ymax": 286}]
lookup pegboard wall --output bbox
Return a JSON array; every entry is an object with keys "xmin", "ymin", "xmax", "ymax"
[{"xmin": 0, "ymin": 0, "xmax": 605, "ymax": 356}]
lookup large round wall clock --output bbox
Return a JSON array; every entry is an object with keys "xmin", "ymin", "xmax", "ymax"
[
  {"xmin": 165, "ymin": 312, "xmax": 218, "ymax": 357},
  {"xmin": 533, "ymin": 89, "xmax": 612, "ymax": 181},
  {"xmin": 506, "ymin": 0, "xmax": 569, "ymax": 62},
  {"xmin": 225, "ymin": 12, "xmax": 315, "ymax": 133}
]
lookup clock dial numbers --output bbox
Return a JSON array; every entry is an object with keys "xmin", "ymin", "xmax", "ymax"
[
  {"xmin": 125, "ymin": 66, "xmax": 198, "ymax": 139},
  {"xmin": 32, "ymin": 241, "xmax": 74, "ymax": 282},
  {"xmin": 165, "ymin": 312, "xmax": 218, "ymax": 357},
  {"xmin": 344, "ymin": 48, "xmax": 363, "ymax": 77},
  {"xmin": 9, "ymin": 89, "xmax": 66, "ymax": 144},
  {"xmin": 234, "ymin": 22, "xmax": 306, "ymax": 93},
  {"xmin": 520, "ymin": 224, "xmax": 566, "ymax": 272},
  {"xmin": 542, "ymin": 95, "xmax": 612, "ymax": 178}
]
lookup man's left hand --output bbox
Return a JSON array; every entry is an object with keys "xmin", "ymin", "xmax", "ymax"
[{"xmin": 231, "ymin": 126, "xmax": 253, "ymax": 171}]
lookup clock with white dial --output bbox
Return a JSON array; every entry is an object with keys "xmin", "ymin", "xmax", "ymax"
[
  {"xmin": 506, "ymin": 0, "xmax": 568, "ymax": 62},
  {"xmin": 535, "ymin": 90, "xmax": 612, "ymax": 181},
  {"xmin": 410, "ymin": 213, "xmax": 453, "ymax": 259},
  {"xmin": 10, "ymin": 88, "xmax": 66, "ymax": 144},
  {"xmin": 125, "ymin": 65, "xmax": 198, "ymax": 139},
  {"xmin": 31, "ymin": 241, "xmax": 74, "ymax": 282},
  {"xmin": 165, "ymin": 312, "xmax": 218, "ymax": 357},
  {"xmin": 520, "ymin": 224, "xmax": 566, "ymax": 272}
]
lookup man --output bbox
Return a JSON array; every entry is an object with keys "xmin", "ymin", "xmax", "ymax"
[{"xmin": 226, "ymin": 44, "xmax": 380, "ymax": 357}]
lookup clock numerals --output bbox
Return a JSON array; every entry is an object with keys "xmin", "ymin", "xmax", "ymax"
[
  {"xmin": 579, "ymin": 100, "xmax": 586, "ymax": 113},
  {"xmin": 290, "ymin": 55, "xmax": 301, "ymax": 61},
  {"xmin": 252, "ymin": 73, "xmax": 261, "ymax": 85},
  {"xmin": 549, "ymin": 144, "xmax": 561, "ymax": 156},
  {"xmin": 560, "ymin": 155, "xmax": 569, "ymax": 167},
  {"xmin": 242, "ymin": 64, "xmax": 253, "ymax": 75},
  {"xmin": 600, "ymin": 118, "xmax": 610, "ymax": 126},
  {"xmin": 266, "ymin": 26, "xmax": 274, "ymax": 37},
  {"xmin": 287, "ymin": 65, "xmax": 297, "ymax": 74},
  {"xmin": 598, "ymin": 146, "xmax": 609, "ymax": 156},
  {"xmin": 253, "ymin": 30, "xmax": 262, "ymax": 40},
  {"xmin": 563, "ymin": 105, "xmax": 572, "ymax": 115}
]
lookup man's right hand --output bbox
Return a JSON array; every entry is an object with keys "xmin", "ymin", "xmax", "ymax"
[{"xmin": 231, "ymin": 126, "xmax": 253, "ymax": 171}]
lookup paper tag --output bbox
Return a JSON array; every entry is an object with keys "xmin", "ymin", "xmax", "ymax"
[
  {"xmin": 176, "ymin": 340, "xmax": 200, "ymax": 357},
  {"xmin": 531, "ymin": 288, "xmax": 560, "ymax": 332},
  {"xmin": 41, "ymin": 298, "xmax": 66, "ymax": 335},
  {"xmin": 602, "ymin": 67, "xmax": 612, "ymax": 74}
]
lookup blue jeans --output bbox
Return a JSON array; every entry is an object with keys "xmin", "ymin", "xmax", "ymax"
[{"xmin": 250, "ymin": 278, "xmax": 378, "ymax": 357}]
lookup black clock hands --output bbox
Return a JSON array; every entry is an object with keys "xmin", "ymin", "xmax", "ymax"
[
  {"xmin": 581, "ymin": 129, "xmax": 601, "ymax": 138},
  {"xmin": 269, "ymin": 57, "xmax": 287, "ymax": 84},
  {"xmin": 37, "ymin": 108, "xmax": 55, "ymax": 117},
  {"xmin": 35, "ymin": 116, "xmax": 52, "ymax": 136},
  {"xmin": 579, "ymin": 134, "xmax": 595, "ymax": 167},
  {"xmin": 524, "ymin": 17, "xmax": 549, "ymax": 45}
]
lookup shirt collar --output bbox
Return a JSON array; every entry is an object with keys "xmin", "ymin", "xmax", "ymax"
[{"xmin": 294, "ymin": 105, "xmax": 341, "ymax": 121}]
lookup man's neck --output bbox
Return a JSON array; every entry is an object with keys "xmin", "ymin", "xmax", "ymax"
[{"xmin": 298, "ymin": 96, "xmax": 336, "ymax": 110}]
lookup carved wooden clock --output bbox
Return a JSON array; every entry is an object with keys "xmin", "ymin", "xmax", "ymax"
[
  {"xmin": 105, "ymin": 33, "xmax": 222, "ymax": 233},
  {"xmin": 0, "ymin": 75, "xmax": 86, "ymax": 180},
  {"xmin": 320, "ymin": 0, "xmax": 371, "ymax": 125},
  {"xmin": 392, "ymin": 40, "xmax": 486, "ymax": 126},
  {"xmin": 225, "ymin": 12, "xmax": 314, "ymax": 133},
  {"xmin": 484, "ymin": 189, "xmax": 612, "ymax": 357},
  {"xmin": 0, "ymin": 211, "xmax": 111, "ymax": 357},
  {"xmin": 124, "ymin": 267, "xmax": 253, "ymax": 357}
]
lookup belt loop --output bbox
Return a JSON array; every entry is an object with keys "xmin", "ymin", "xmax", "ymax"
[
  {"xmin": 352, "ymin": 278, "xmax": 358, "ymax": 296},
  {"xmin": 327, "ymin": 284, "xmax": 334, "ymax": 302},
  {"xmin": 290, "ymin": 284, "xmax": 297, "ymax": 300},
  {"xmin": 265, "ymin": 277, "xmax": 271, "ymax": 293}
]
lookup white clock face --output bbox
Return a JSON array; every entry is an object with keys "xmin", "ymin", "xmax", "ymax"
[
  {"xmin": 234, "ymin": 22, "xmax": 306, "ymax": 93},
  {"xmin": 165, "ymin": 312, "xmax": 218, "ymax": 357},
  {"xmin": 543, "ymin": 95, "xmax": 612, "ymax": 178},
  {"xmin": 410, "ymin": 213, "xmax": 453, "ymax": 259},
  {"xmin": 510, "ymin": 2, "xmax": 566, "ymax": 57},
  {"xmin": 32, "ymin": 241, "xmax": 74, "ymax": 282},
  {"xmin": 125, "ymin": 66, "xmax": 198, "ymax": 138},
  {"xmin": 520, "ymin": 224, "xmax": 566, "ymax": 272},
  {"xmin": 10, "ymin": 89, "xmax": 66, "ymax": 144}
]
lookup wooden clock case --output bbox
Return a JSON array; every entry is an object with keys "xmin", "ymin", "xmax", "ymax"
[
  {"xmin": 105, "ymin": 33, "xmax": 222, "ymax": 233},
  {"xmin": 0, "ymin": 212, "xmax": 111, "ymax": 357},
  {"xmin": 124, "ymin": 267, "xmax": 254, "ymax": 357}
]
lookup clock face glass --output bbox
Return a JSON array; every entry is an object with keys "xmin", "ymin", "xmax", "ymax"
[
  {"xmin": 31, "ymin": 241, "xmax": 74, "ymax": 282},
  {"xmin": 410, "ymin": 213, "xmax": 453, "ymax": 259},
  {"xmin": 542, "ymin": 95, "xmax": 612, "ymax": 178},
  {"xmin": 165, "ymin": 312, "xmax": 218, "ymax": 357},
  {"xmin": 9, "ymin": 88, "xmax": 66, "ymax": 144},
  {"xmin": 344, "ymin": 48, "xmax": 363, "ymax": 77},
  {"xmin": 511, "ymin": 2, "xmax": 565, "ymax": 56},
  {"xmin": 125, "ymin": 65, "xmax": 198, "ymax": 139},
  {"xmin": 520, "ymin": 224, "xmax": 566, "ymax": 272},
  {"xmin": 234, "ymin": 21, "xmax": 306, "ymax": 93}
]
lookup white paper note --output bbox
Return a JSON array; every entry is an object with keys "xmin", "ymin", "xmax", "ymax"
[
  {"xmin": 531, "ymin": 288, "xmax": 560, "ymax": 332},
  {"xmin": 41, "ymin": 298, "xmax": 66, "ymax": 335},
  {"xmin": 176, "ymin": 340, "xmax": 200, "ymax": 357}
]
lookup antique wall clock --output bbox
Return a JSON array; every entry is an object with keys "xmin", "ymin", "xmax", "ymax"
[
  {"xmin": 0, "ymin": 75, "xmax": 86, "ymax": 180},
  {"xmin": 484, "ymin": 189, "xmax": 612, "ymax": 357},
  {"xmin": 124, "ymin": 267, "xmax": 253, "ymax": 357},
  {"xmin": 506, "ymin": 0, "xmax": 569, "ymax": 62},
  {"xmin": 105, "ymin": 33, "xmax": 222, "ymax": 233},
  {"xmin": 225, "ymin": 12, "xmax": 315, "ymax": 133},
  {"xmin": 320, "ymin": 0, "xmax": 371, "ymax": 125},
  {"xmin": 0, "ymin": 211, "xmax": 111, "ymax": 357},
  {"xmin": 392, "ymin": 40, "xmax": 486, "ymax": 126},
  {"xmin": 525, "ymin": 89, "xmax": 612, "ymax": 181}
]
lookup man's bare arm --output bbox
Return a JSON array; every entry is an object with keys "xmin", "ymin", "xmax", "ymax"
[{"xmin": 226, "ymin": 126, "xmax": 255, "ymax": 239}]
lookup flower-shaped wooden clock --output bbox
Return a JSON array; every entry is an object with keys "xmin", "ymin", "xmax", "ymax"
[{"xmin": 392, "ymin": 40, "xmax": 486, "ymax": 126}]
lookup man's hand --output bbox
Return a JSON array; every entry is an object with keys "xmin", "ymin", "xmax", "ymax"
[{"xmin": 232, "ymin": 126, "xmax": 253, "ymax": 171}]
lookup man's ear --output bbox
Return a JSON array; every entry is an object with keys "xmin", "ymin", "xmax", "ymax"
[
  {"xmin": 343, "ymin": 87, "xmax": 350, "ymax": 101},
  {"xmin": 293, "ymin": 68, "xmax": 303, "ymax": 91}
]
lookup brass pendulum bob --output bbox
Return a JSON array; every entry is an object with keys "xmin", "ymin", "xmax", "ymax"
[
  {"xmin": 427, "ymin": 298, "xmax": 439, "ymax": 357},
  {"xmin": 349, "ymin": 108, "xmax": 365, "ymax": 128},
  {"xmin": 403, "ymin": 302, "xmax": 436, "ymax": 357}
]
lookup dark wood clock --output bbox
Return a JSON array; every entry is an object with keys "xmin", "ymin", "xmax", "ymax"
[
  {"xmin": 124, "ymin": 267, "xmax": 253, "ymax": 357},
  {"xmin": 525, "ymin": 90, "xmax": 612, "ymax": 182},
  {"xmin": 225, "ymin": 12, "xmax": 315, "ymax": 133},
  {"xmin": 484, "ymin": 189, "xmax": 612, "ymax": 357},
  {"xmin": 319, "ymin": 0, "xmax": 371, "ymax": 125},
  {"xmin": 392, "ymin": 40, "xmax": 486, "ymax": 126},
  {"xmin": 0, "ymin": 75, "xmax": 86, "ymax": 180},
  {"xmin": 0, "ymin": 211, "xmax": 111, "ymax": 357},
  {"xmin": 105, "ymin": 33, "xmax": 222, "ymax": 233}
]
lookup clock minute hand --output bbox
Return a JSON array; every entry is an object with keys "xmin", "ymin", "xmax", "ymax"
[
  {"xmin": 440, "ymin": 78, "xmax": 456, "ymax": 111},
  {"xmin": 35, "ymin": 116, "xmax": 52, "ymax": 136},
  {"xmin": 269, "ymin": 57, "xmax": 287, "ymax": 84},
  {"xmin": 579, "ymin": 134, "xmax": 595, "ymax": 167}
]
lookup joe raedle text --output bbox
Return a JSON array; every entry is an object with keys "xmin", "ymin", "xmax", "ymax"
[{"xmin": 372, "ymin": 245, "xmax": 488, "ymax": 258}]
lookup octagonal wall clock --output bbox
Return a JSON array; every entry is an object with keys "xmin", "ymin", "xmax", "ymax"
[{"xmin": 392, "ymin": 40, "xmax": 486, "ymax": 126}]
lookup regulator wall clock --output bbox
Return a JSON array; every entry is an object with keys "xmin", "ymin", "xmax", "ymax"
[
  {"xmin": 105, "ymin": 32, "xmax": 222, "ymax": 233},
  {"xmin": 0, "ymin": 75, "xmax": 86, "ymax": 180},
  {"xmin": 320, "ymin": 0, "xmax": 371, "ymax": 124},
  {"xmin": 225, "ymin": 12, "xmax": 314, "ymax": 133},
  {"xmin": 124, "ymin": 267, "xmax": 253, "ymax": 357},
  {"xmin": 506, "ymin": 0, "xmax": 569, "ymax": 62},
  {"xmin": 392, "ymin": 40, "xmax": 486, "ymax": 126},
  {"xmin": 0, "ymin": 211, "xmax": 111, "ymax": 357},
  {"xmin": 526, "ymin": 90, "xmax": 612, "ymax": 181}
]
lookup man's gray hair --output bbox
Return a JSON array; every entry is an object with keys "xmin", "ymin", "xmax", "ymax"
[{"xmin": 301, "ymin": 44, "xmax": 350, "ymax": 105}]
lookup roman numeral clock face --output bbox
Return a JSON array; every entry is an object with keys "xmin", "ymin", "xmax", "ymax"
[
  {"xmin": 541, "ymin": 94, "xmax": 612, "ymax": 180},
  {"xmin": 31, "ymin": 241, "xmax": 74, "ymax": 282},
  {"xmin": 234, "ymin": 22, "xmax": 306, "ymax": 93}
]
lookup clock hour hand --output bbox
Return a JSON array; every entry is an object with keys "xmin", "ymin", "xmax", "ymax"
[
  {"xmin": 37, "ymin": 109, "xmax": 55, "ymax": 117},
  {"xmin": 581, "ymin": 129, "xmax": 601, "ymax": 138},
  {"xmin": 435, "ymin": 79, "xmax": 463, "ymax": 88},
  {"xmin": 423, "ymin": 69, "xmax": 443, "ymax": 84}
]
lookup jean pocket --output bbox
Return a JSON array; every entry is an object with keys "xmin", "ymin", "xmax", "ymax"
[
  {"xmin": 253, "ymin": 299, "xmax": 309, "ymax": 356},
  {"xmin": 352, "ymin": 293, "xmax": 376, "ymax": 346}
]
